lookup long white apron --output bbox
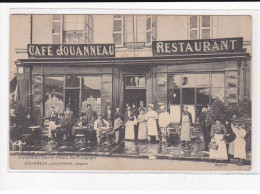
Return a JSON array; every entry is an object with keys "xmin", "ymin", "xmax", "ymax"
[
  {"xmin": 146, "ymin": 111, "xmax": 158, "ymax": 136},
  {"xmin": 125, "ymin": 120, "xmax": 135, "ymax": 140},
  {"xmin": 209, "ymin": 134, "xmax": 228, "ymax": 160},
  {"xmin": 180, "ymin": 114, "xmax": 191, "ymax": 141}
]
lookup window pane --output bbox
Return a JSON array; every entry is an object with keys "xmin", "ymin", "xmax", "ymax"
[
  {"xmin": 212, "ymin": 73, "xmax": 225, "ymax": 87},
  {"xmin": 114, "ymin": 20, "xmax": 122, "ymax": 32},
  {"xmin": 146, "ymin": 31, "xmax": 152, "ymax": 44},
  {"xmin": 202, "ymin": 16, "xmax": 210, "ymax": 27},
  {"xmin": 136, "ymin": 15, "xmax": 145, "ymax": 42},
  {"xmin": 44, "ymin": 77, "xmax": 64, "ymax": 117},
  {"xmin": 114, "ymin": 33, "xmax": 122, "ymax": 45},
  {"xmin": 170, "ymin": 105, "xmax": 181, "ymax": 123},
  {"xmin": 182, "ymin": 88, "xmax": 195, "ymax": 104},
  {"xmin": 190, "ymin": 30, "xmax": 198, "ymax": 40},
  {"xmin": 125, "ymin": 75, "xmax": 146, "ymax": 88},
  {"xmin": 81, "ymin": 76, "xmax": 101, "ymax": 114},
  {"xmin": 196, "ymin": 88, "xmax": 210, "ymax": 105},
  {"xmin": 182, "ymin": 74, "xmax": 195, "ymax": 87},
  {"xmin": 125, "ymin": 15, "xmax": 134, "ymax": 42},
  {"xmin": 65, "ymin": 75, "xmax": 80, "ymax": 87},
  {"xmin": 190, "ymin": 16, "xmax": 198, "ymax": 29},
  {"xmin": 212, "ymin": 88, "xmax": 224, "ymax": 102},
  {"xmin": 168, "ymin": 74, "xmax": 181, "ymax": 89},
  {"xmin": 168, "ymin": 89, "xmax": 180, "ymax": 105},
  {"xmin": 196, "ymin": 74, "xmax": 210, "ymax": 87},
  {"xmin": 202, "ymin": 29, "xmax": 210, "ymax": 39},
  {"xmin": 146, "ymin": 17, "xmax": 151, "ymax": 30}
]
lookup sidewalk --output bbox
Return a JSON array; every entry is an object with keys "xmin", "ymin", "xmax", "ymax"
[{"xmin": 10, "ymin": 126, "xmax": 251, "ymax": 164}]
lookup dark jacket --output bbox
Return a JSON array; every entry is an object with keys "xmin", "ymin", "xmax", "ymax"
[
  {"xmin": 64, "ymin": 111, "xmax": 74, "ymax": 126},
  {"xmin": 124, "ymin": 110, "xmax": 135, "ymax": 123},
  {"xmin": 49, "ymin": 111, "xmax": 58, "ymax": 123},
  {"xmin": 85, "ymin": 108, "xmax": 97, "ymax": 125}
]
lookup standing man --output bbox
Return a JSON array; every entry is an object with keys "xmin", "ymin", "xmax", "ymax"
[
  {"xmin": 158, "ymin": 105, "xmax": 170, "ymax": 146},
  {"xmin": 180, "ymin": 106, "xmax": 192, "ymax": 148},
  {"xmin": 199, "ymin": 107, "xmax": 211, "ymax": 151},
  {"xmin": 145, "ymin": 104, "xmax": 159, "ymax": 143},
  {"xmin": 49, "ymin": 106, "xmax": 58, "ymax": 138},
  {"xmin": 64, "ymin": 105, "xmax": 74, "ymax": 142}
]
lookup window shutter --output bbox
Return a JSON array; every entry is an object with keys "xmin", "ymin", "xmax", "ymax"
[
  {"xmin": 52, "ymin": 15, "xmax": 63, "ymax": 44},
  {"xmin": 85, "ymin": 15, "xmax": 93, "ymax": 43},
  {"xmin": 113, "ymin": 15, "xmax": 124, "ymax": 47},
  {"xmin": 145, "ymin": 15, "xmax": 152, "ymax": 46}
]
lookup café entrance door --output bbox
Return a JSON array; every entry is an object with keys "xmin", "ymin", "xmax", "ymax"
[{"xmin": 124, "ymin": 74, "xmax": 146, "ymax": 109}]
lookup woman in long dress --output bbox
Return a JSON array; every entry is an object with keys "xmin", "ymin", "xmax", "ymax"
[
  {"xmin": 209, "ymin": 118, "xmax": 228, "ymax": 161},
  {"xmin": 180, "ymin": 106, "xmax": 192, "ymax": 148},
  {"xmin": 124, "ymin": 106, "xmax": 135, "ymax": 140},
  {"xmin": 231, "ymin": 123, "xmax": 247, "ymax": 166},
  {"xmin": 137, "ymin": 108, "xmax": 148, "ymax": 141},
  {"xmin": 145, "ymin": 104, "xmax": 159, "ymax": 142}
]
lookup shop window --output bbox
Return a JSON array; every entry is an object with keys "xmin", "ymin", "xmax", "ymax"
[
  {"xmin": 189, "ymin": 15, "xmax": 212, "ymax": 40},
  {"xmin": 113, "ymin": 15, "xmax": 124, "ymax": 47},
  {"xmin": 182, "ymin": 74, "xmax": 195, "ymax": 87},
  {"xmin": 81, "ymin": 76, "xmax": 101, "ymax": 114},
  {"xmin": 167, "ymin": 72, "xmax": 225, "ymax": 123},
  {"xmin": 65, "ymin": 75, "xmax": 80, "ymax": 88},
  {"xmin": 182, "ymin": 88, "xmax": 195, "ymax": 104},
  {"xmin": 44, "ymin": 77, "xmax": 64, "ymax": 117},
  {"xmin": 196, "ymin": 88, "xmax": 210, "ymax": 104},
  {"xmin": 196, "ymin": 74, "xmax": 210, "ymax": 87}
]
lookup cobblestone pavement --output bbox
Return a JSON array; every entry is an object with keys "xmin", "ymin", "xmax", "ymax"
[{"xmin": 17, "ymin": 126, "xmax": 251, "ymax": 162}]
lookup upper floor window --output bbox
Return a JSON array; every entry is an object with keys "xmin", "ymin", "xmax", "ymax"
[
  {"xmin": 189, "ymin": 16, "xmax": 212, "ymax": 40},
  {"xmin": 113, "ymin": 15, "xmax": 157, "ymax": 48},
  {"xmin": 52, "ymin": 15, "xmax": 93, "ymax": 44}
]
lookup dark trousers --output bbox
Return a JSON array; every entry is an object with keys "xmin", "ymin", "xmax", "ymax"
[
  {"xmin": 201, "ymin": 125, "xmax": 211, "ymax": 150},
  {"xmin": 134, "ymin": 124, "xmax": 138, "ymax": 140}
]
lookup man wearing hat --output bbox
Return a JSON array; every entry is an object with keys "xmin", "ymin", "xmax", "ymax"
[
  {"xmin": 159, "ymin": 105, "xmax": 170, "ymax": 146},
  {"xmin": 145, "ymin": 104, "xmax": 159, "ymax": 142}
]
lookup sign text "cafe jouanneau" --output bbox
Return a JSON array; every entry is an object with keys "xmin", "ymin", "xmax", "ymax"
[{"xmin": 28, "ymin": 44, "xmax": 115, "ymax": 58}]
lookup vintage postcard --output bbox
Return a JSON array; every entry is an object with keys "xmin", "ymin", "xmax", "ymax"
[{"xmin": 9, "ymin": 14, "xmax": 252, "ymax": 171}]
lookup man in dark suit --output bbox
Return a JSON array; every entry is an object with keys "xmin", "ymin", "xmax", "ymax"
[
  {"xmin": 64, "ymin": 105, "xmax": 74, "ymax": 142},
  {"xmin": 49, "ymin": 106, "xmax": 58, "ymax": 138}
]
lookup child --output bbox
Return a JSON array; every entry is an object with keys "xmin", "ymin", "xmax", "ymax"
[{"xmin": 231, "ymin": 123, "xmax": 247, "ymax": 166}]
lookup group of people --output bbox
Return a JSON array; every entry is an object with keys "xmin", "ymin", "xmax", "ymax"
[{"xmin": 199, "ymin": 107, "xmax": 247, "ymax": 166}]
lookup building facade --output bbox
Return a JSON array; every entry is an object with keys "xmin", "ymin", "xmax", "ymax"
[{"xmin": 11, "ymin": 15, "xmax": 251, "ymax": 123}]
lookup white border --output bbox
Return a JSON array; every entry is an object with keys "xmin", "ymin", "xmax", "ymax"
[{"xmin": 1, "ymin": 2, "xmax": 260, "ymax": 190}]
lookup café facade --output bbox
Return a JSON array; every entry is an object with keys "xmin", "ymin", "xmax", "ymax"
[{"xmin": 15, "ymin": 37, "xmax": 250, "ymax": 124}]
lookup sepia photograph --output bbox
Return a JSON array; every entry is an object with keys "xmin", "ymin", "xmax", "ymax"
[{"xmin": 9, "ymin": 14, "xmax": 252, "ymax": 171}]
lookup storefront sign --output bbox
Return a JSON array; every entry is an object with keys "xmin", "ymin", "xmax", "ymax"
[
  {"xmin": 28, "ymin": 44, "xmax": 115, "ymax": 58},
  {"xmin": 152, "ymin": 37, "xmax": 243, "ymax": 56}
]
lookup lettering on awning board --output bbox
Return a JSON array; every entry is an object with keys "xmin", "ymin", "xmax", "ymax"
[
  {"xmin": 152, "ymin": 37, "xmax": 243, "ymax": 56},
  {"xmin": 27, "ymin": 44, "xmax": 115, "ymax": 58}
]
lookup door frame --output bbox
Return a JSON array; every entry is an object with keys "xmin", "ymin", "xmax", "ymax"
[{"xmin": 118, "ymin": 66, "xmax": 152, "ymax": 112}]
